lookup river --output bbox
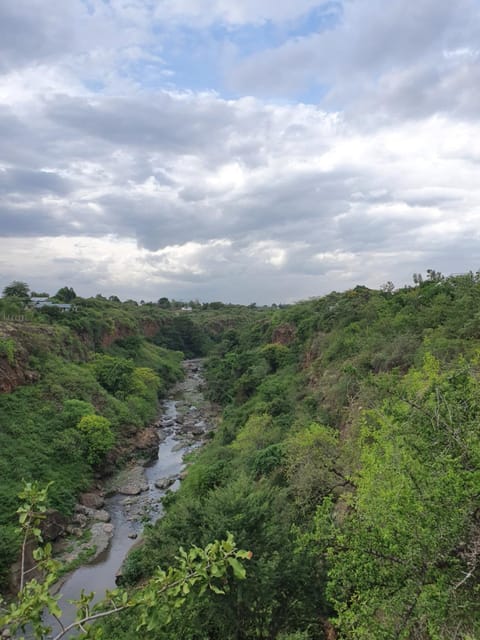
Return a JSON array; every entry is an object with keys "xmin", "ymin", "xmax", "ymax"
[{"xmin": 45, "ymin": 359, "xmax": 213, "ymax": 639}]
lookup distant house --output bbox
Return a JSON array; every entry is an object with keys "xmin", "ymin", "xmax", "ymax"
[
  {"xmin": 180, "ymin": 306, "xmax": 193, "ymax": 312},
  {"xmin": 30, "ymin": 298, "xmax": 73, "ymax": 312}
]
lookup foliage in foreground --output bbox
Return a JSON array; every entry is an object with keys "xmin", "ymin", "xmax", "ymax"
[{"xmin": 0, "ymin": 482, "xmax": 250, "ymax": 640}]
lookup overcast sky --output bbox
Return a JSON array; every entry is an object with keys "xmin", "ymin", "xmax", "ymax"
[{"xmin": 1, "ymin": 0, "xmax": 480, "ymax": 303}]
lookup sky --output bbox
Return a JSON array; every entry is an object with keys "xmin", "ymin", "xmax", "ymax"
[{"xmin": 1, "ymin": 0, "xmax": 480, "ymax": 304}]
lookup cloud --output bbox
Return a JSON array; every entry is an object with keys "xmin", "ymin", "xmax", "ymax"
[
  {"xmin": 1, "ymin": 1, "xmax": 480, "ymax": 302},
  {"xmin": 230, "ymin": 0, "xmax": 480, "ymax": 120},
  {"xmin": 153, "ymin": 0, "xmax": 334, "ymax": 26},
  {"xmin": 2, "ymin": 86, "xmax": 480, "ymax": 301}
]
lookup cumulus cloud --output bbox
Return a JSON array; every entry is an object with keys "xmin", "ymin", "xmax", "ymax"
[
  {"xmin": 230, "ymin": 0, "xmax": 480, "ymax": 120},
  {"xmin": 1, "ymin": 1, "xmax": 480, "ymax": 302}
]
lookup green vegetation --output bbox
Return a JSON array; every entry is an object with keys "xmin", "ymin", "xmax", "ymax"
[
  {"xmin": 76, "ymin": 414, "xmax": 115, "ymax": 465},
  {"xmin": 2, "ymin": 281, "xmax": 30, "ymax": 300},
  {"xmin": 0, "ymin": 482, "xmax": 250, "ymax": 639},
  {"xmin": 0, "ymin": 337, "xmax": 15, "ymax": 364},
  {"xmin": 2, "ymin": 272, "xmax": 480, "ymax": 638},
  {"xmin": 0, "ymin": 286, "xmax": 258, "ymax": 586},
  {"xmin": 105, "ymin": 271, "xmax": 480, "ymax": 639}
]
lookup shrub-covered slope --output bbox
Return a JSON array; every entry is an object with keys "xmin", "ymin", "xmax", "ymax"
[
  {"xmin": 0, "ymin": 294, "xmax": 264, "ymax": 587},
  {"xmin": 105, "ymin": 272, "xmax": 480, "ymax": 639}
]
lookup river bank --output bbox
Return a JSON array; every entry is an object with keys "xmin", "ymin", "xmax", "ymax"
[{"xmin": 44, "ymin": 359, "xmax": 217, "ymax": 637}]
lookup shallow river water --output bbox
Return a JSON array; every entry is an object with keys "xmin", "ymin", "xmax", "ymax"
[{"xmin": 45, "ymin": 360, "xmax": 211, "ymax": 638}]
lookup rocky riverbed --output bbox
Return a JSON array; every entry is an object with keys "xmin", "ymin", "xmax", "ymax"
[{"xmin": 43, "ymin": 359, "xmax": 216, "ymax": 637}]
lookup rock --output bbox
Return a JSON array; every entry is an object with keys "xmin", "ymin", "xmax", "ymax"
[
  {"xmin": 171, "ymin": 442, "xmax": 185, "ymax": 452},
  {"xmin": 118, "ymin": 483, "xmax": 145, "ymax": 495},
  {"xmin": 84, "ymin": 522, "xmax": 114, "ymax": 561},
  {"xmin": 41, "ymin": 509, "xmax": 68, "ymax": 540},
  {"xmin": 80, "ymin": 492, "xmax": 105, "ymax": 509},
  {"xmin": 114, "ymin": 465, "xmax": 149, "ymax": 495},
  {"xmin": 118, "ymin": 485, "xmax": 140, "ymax": 495},
  {"xmin": 72, "ymin": 513, "xmax": 88, "ymax": 527},
  {"xmin": 74, "ymin": 503, "xmax": 88, "ymax": 514},
  {"xmin": 66, "ymin": 525, "xmax": 83, "ymax": 537},
  {"xmin": 162, "ymin": 418, "xmax": 175, "ymax": 428},
  {"xmin": 92, "ymin": 509, "xmax": 111, "ymax": 523},
  {"xmin": 192, "ymin": 427, "xmax": 204, "ymax": 437},
  {"xmin": 179, "ymin": 470, "xmax": 188, "ymax": 480},
  {"xmin": 132, "ymin": 426, "xmax": 159, "ymax": 464},
  {"xmin": 128, "ymin": 532, "xmax": 138, "ymax": 539},
  {"xmin": 154, "ymin": 475, "xmax": 177, "ymax": 490}
]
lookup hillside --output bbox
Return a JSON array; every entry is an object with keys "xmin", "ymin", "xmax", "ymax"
[
  {"xmin": 2, "ymin": 274, "xmax": 480, "ymax": 638},
  {"xmin": 100, "ymin": 272, "xmax": 480, "ymax": 639},
  {"xmin": 0, "ymin": 294, "xmax": 261, "ymax": 587}
]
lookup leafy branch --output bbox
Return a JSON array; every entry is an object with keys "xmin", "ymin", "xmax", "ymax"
[{"xmin": 0, "ymin": 482, "xmax": 251, "ymax": 639}]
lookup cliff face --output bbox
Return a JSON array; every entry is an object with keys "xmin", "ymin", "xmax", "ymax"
[
  {"xmin": 0, "ymin": 356, "xmax": 39, "ymax": 393},
  {"xmin": 99, "ymin": 325, "xmax": 136, "ymax": 349},
  {"xmin": 98, "ymin": 320, "xmax": 161, "ymax": 350},
  {"xmin": 271, "ymin": 322, "xmax": 296, "ymax": 345},
  {"xmin": 0, "ymin": 323, "xmax": 51, "ymax": 392},
  {"xmin": 0, "ymin": 322, "xmax": 87, "ymax": 394},
  {"xmin": 0, "ymin": 318, "xmax": 163, "ymax": 394}
]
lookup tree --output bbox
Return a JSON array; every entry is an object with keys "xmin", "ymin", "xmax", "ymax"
[
  {"xmin": 76, "ymin": 414, "xmax": 115, "ymax": 464},
  {"xmin": 61, "ymin": 399, "xmax": 95, "ymax": 429},
  {"xmin": 157, "ymin": 297, "xmax": 171, "ymax": 309},
  {"xmin": 2, "ymin": 281, "xmax": 30, "ymax": 300},
  {"xmin": 93, "ymin": 355, "xmax": 135, "ymax": 398},
  {"xmin": 54, "ymin": 287, "xmax": 77, "ymax": 303},
  {"xmin": 0, "ymin": 482, "xmax": 251, "ymax": 640},
  {"xmin": 318, "ymin": 355, "xmax": 480, "ymax": 639},
  {"xmin": 285, "ymin": 423, "xmax": 342, "ymax": 512},
  {"xmin": 380, "ymin": 281, "xmax": 394, "ymax": 294}
]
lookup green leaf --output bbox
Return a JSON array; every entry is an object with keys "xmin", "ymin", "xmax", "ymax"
[
  {"xmin": 209, "ymin": 584, "xmax": 225, "ymax": 595},
  {"xmin": 227, "ymin": 557, "xmax": 246, "ymax": 580}
]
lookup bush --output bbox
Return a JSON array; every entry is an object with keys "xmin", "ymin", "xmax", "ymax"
[
  {"xmin": 76, "ymin": 414, "xmax": 115, "ymax": 464},
  {"xmin": 93, "ymin": 355, "xmax": 135, "ymax": 398}
]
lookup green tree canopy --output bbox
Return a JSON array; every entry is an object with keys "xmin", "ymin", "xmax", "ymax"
[
  {"xmin": 54, "ymin": 286, "xmax": 77, "ymax": 302},
  {"xmin": 93, "ymin": 355, "xmax": 135, "ymax": 398},
  {"xmin": 76, "ymin": 414, "xmax": 115, "ymax": 464},
  {"xmin": 2, "ymin": 280, "xmax": 30, "ymax": 299}
]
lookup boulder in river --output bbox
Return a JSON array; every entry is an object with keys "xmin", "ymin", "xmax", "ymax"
[
  {"xmin": 133, "ymin": 426, "xmax": 160, "ymax": 464},
  {"xmin": 113, "ymin": 464, "xmax": 149, "ymax": 495},
  {"xmin": 118, "ymin": 483, "xmax": 148, "ymax": 495},
  {"xmin": 88, "ymin": 522, "xmax": 114, "ymax": 558},
  {"xmin": 80, "ymin": 492, "xmax": 105, "ymax": 509},
  {"xmin": 93, "ymin": 509, "xmax": 111, "ymax": 523},
  {"xmin": 154, "ymin": 475, "xmax": 177, "ymax": 490}
]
